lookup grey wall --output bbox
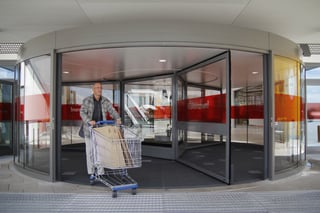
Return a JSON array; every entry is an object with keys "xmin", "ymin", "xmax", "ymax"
[{"xmin": 18, "ymin": 21, "xmax": 301, "ymax": 61}]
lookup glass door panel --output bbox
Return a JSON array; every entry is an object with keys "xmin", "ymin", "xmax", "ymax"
[
  {"xmin": 230, "ymin": 51, "xmax": 265, "ymax": 182},
  {"xmin": 177, "ymin": 52, "xmax": 231, "ymax": 184},
  {"xmin": 15, "ymin": 56, "xmax": 52, "ymax": 174},
  {"xmin": 273, "ymin": 56, "xmax": 303, "ymax": 173},
  {"xmin": 124, "ymin": 77, "xmax": 172, "ymax": 147}
]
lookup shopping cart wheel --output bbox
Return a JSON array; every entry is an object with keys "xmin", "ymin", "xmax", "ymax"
[
  {"xmin": 112, "ymin": 191, "xmax": 117, "ymax": 198},
  {"xmin": 89, "ymin": 174, "xmax": 96, "ymax": 185},
  {"xmin": 131, "ymin": 188, "xmax": 137, "ymax": 195}
]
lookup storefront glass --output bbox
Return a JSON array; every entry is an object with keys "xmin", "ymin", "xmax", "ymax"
[
  {"xmin": 230, "ymin": 51, "xmax": 264, "ymax": 181},
  {"xmin": 177, "ymin": 56, "xmax": 229, "ymax": 182},
  {"xmin": 124, "ymin": 78, "xmax": 172, "ymax": 147},
  {"xmin": 12, "ymin": 44, "xmax": 306, "ymax": 183},
  {"xmin": 273, "ymin": 56, "xmax": 304, "ymax": 173},
  {"xmin": 15, "ymin": 55, "xmax": 51, "ymax": 174}
]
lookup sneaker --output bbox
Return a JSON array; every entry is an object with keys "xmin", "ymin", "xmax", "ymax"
[{"xmin": 89, "ymin": 174, "xmax": 96, "ymax": 185}]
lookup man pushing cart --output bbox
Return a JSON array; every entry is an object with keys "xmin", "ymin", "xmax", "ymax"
[{"xmin": 80, "ymin": 82, "xmax": 141, "ymax": 197}]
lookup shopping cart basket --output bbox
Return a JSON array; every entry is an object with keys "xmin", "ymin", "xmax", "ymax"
[{"xmin": 89, "ymin": 120, "xmax": 142, "ymax": 198}]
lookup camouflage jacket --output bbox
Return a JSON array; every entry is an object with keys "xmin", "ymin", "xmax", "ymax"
[{"xmin": 80, "ymin": 95, "xmax": 120, "ymax": 138}]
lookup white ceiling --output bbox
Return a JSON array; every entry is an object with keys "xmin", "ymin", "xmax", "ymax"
[
  {"xmin": 61, "ymin": 47, "xmax": 263, "ymax": 88},
  {"xmin": 180, "ymin": 50, "xmax": 263, "ymax": 88},
  {"xmin": 0, "ymin": 0, "xmax": 319, "ymax": 44},
  {"xmin": 61, "ymin": 47, "xmax": 224, "ymax": 82}
]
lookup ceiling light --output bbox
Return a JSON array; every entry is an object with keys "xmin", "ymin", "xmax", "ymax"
[
  {"xmin": 159, "ymin": 59, "xmax": 167, "ymax": 63},
  {"xmin": 63, "ymin": 71, "xmax": 70, "ymax": 74},
  {"xmin": 252, "ymin": 71, "xmax": 259, "ymax": 75}
]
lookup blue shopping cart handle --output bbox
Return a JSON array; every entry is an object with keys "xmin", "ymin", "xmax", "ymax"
[{"xmin": 96, "ymin": 120, "xmax": 115, "ymax": 125}]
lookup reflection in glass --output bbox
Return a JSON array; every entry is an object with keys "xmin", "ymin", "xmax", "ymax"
[
  {"xmin": 178, "ymin": 60, "xmax": 227, "ymax": 123},
  {"xmin": 274, "ymin": 56, "xmax": 304, "ymax": 173},
  {"xmin": 230, "ymin": 51, "xmax": 264, "ymax": 181},
  {"xmin": 124, "ymin": 78, "xmax": 172, "ymax": 147},
  {"xmin": 15, "ymin": 55, "xmax": 51, "ymax": 174},
  {"xmin": 177, "ymin": 58, "xmax": 228, "ymax": 181},
  {"xmin": 0, "ymin": 67, "xmax": 14, "ymax": 80}
]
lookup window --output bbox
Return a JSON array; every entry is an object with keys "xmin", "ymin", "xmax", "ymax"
[
  {"xmin": 15, "ymin": 55, "xmax": 51, "ymax": 174},
  {"xmin": 124, "ymin": 78, "xmax": 172, "ymax": 147},
  {"xmin": 273, "ymin": 56, "xmax": 304, "ymax": 172}
]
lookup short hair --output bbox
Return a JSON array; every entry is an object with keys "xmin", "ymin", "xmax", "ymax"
[{"xmin": 92, "ymin": 82, "xmax": 102, "ymax": 88}]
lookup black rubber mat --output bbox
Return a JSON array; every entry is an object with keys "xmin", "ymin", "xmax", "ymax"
[
  {"xmin": 60, "ymin": 142, "xmax": 265, "ymax": 188},
  {"xmin": 61, "ymin": 151, "xmax": 223, "ymax": 188}
]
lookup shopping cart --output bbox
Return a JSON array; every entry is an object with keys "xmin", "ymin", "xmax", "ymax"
[{"xmin": 89, "ymin": 120, "xmax": 142, "ymax": 198}]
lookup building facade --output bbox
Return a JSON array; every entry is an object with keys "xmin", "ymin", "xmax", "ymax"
[{"xmin": 13, "ymin": 21, "xmax": 306, "ymax": 184}]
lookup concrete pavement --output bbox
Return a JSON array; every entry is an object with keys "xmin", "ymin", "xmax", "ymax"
[{"xmin": 1, "ymin": 154, "xmax": 320, "ymax": 212}]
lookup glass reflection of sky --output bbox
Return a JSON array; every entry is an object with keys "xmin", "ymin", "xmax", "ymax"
[
  {"xmin": 306, "ymin": 67, "xmax": 320, "ymax": 79},
  {"xmin": 0, "ymin": 67, "xmax": 14, "ymax": 79},
  {"xmin": 307, "ymin": 86, "xmax": 320, "ymax": 103}
]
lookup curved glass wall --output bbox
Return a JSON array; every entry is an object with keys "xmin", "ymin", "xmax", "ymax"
[
  {"xmin": 12, "ymin": 45, "xmax": 306, "ymax": 183},
  {"xmin": 15, "ymin": 55, "xmax": 51, "ymax": 174},
  {"xmin": 273, "ymin": 56, "xmax": 305, "ymax": 173},
  {"xmin": 230, "ymin": 51, "xmax": 264, "ymax": 182}
]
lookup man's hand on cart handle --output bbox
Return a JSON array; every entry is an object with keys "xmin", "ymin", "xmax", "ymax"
[
  {"xmin": 89, "ymin": 120, "xmax": 96, "ymax": 126},
  {"xmin": 89, "ymin": 119, "xmax": 121, "ymax": 126}
]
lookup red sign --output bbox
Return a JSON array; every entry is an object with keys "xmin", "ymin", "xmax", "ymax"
[
  {"xmin": 178, "ymin": 94, "xmax": 226, "ymax": 123},
  {"xmin": 231, "ymin": 105, "xmax": 264, "ymax": 119},
  {"xmin": 178, "ymin": 94, "xmax": 265, "ymax": 122},
  {"xmin": 61, "ymin": 104, "xmax": 81, "ymax": 121},
  {"xmin": 15, "ymin": 93, "xmax": 309, "ymax": 123},
  {"xmin": 61, "ymin": 104, "xmax": 120, "ymax": 121}
]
